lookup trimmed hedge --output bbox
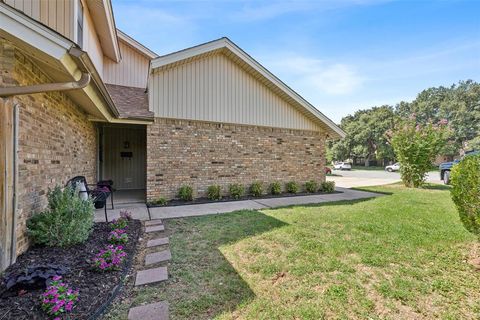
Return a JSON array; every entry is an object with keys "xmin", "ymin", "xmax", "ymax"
[
  {"xmin": 229, "ymin": 184, "xmax": 245, "ymax": 199},
  {"xmin": 249, "ymin": 182, "xmax": 263, "ymax": 197},
  {"xmin": 207, "ymin": 185, "xmax": 222, "ymax": 201},
  {"xmin": 286, "ymin": 181, "xmax": 299, "ymax": 194},
  {"xmin": 451, "ymin": 154, "xmax": 480, "ymax": 237},
  {"xmin": 178, "ymin": 185, "xmax": 194, "ymax": 201}
]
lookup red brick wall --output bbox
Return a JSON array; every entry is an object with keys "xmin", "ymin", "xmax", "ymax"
[
  {"xmin": 147, "ymin": 118, "xmax": 326, "ymax": 200},
  {"xmin": 0, "ymin": 39, "xmax": 97, "ymax": 255}
]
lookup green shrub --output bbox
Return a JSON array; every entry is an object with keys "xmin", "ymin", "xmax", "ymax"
[
  {"xmin": 389, "ymin": 116, "xmax": 448, "ymax": 187},
  {"xmin": 27, "ymin": 186, "xmax": 94, "ymax": 247},
  {"xmin": 286, "ymin": 181, "xmax": 299, "ymax": 194},
  {"xmin": 207, "ymin": 185, "xmax": 222, "ymax": 201},
  {"xmin": 152, "ymin": 197, "xmax": 167, "ymax": 206},
  {"xmin": 229, "ymin": 184, "xmax": 245, "ymax": 199},
  {"xmin": 451, "ymin": 154, "xmax": 480, "ymax": 237},
  {"xmin": 320, "ymin": 181, "xmax": 335, "ymax": 193},
  {"xmin": 270, "ymin": 182, "xmax": 282, "ymax": 195},
  {"xmin": 178, "ymin": 185, "xmax": 194, "ymax": 201},
  {"xmin": 249, "ymin": 182, "xmax": 263, "ymax": 197},
  {"xmin": 305, "ymin": 180, "xmax": 319, "ymax": 193}
]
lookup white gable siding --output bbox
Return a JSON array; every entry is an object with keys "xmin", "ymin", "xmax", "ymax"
[
  {"xmin": 5, "ymin": 0, "xmax": 74, "ymax": 40},
  {"xmin": 82, "ymin": 0, "xmax": 103, "ymax": 78},
  {"xmin": 149, "ymin": 53, "xmax": 321, "ymax": 131},
  {"xmin": 103, "ymin": 40, "xmax": 150, "ymax": 88}
]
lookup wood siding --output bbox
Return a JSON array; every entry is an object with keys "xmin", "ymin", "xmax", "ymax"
[
  {"xmin": 150, "ymin": 53, "xmax": 321, "ymax": 131},
  {"xmin": 82, "ymin": 0, "xmax": 103, "ymax": 78},
  {"xmin": 5, "ymin": 0, "xmax": 104, "ymax": 76},
  {"xmin": 5, "ymin": 0, "xmax": 74, "ymax": 40},
  {"xmin": 101, "ymin": 126, "xmax": 146, "ymax": 190},
  {"xmin": 103, "ymin": 40, "xmax": 150, "ymax": 88}
]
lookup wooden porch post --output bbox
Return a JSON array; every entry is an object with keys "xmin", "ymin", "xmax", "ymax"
[{"xmin": 0, "ymin": 98, "xmax": 16, "ymax": 271}]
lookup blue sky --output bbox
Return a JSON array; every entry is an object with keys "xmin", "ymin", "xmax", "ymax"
[{"xmin": 112, "ymin": 0, "xmax": 480, "ymax": 123}]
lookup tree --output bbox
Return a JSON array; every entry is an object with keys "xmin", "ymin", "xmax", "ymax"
[
  {"xmin": 388, "ymin": 116, "xmax": 448, "ymax": 187},
  {"xmin": 328, "ymin": 106, "xmax": 396, "ymax": 165},
  {"xmin": 396, "ymin": 80, "xmax": 480, "ymax": 155}
]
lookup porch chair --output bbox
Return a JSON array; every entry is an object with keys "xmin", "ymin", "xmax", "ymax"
[{"xmin": 65, "ymin": 176, "xmax": 114, "ymax": 222}]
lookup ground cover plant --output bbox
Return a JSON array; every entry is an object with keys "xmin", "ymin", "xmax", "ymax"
[
  {"xmin": 108, "ymin": 184, "xmax": 480, "ymax": 320},
  {"xmin": 0, "ymin": 221, "xmax": 141, "ymax": 319}
]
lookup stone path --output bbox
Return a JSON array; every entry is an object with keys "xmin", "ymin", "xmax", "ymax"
[
  {"xmin": 149, "ymin": 187, "xmax": 383, "ymax": 220},
  {"xmin": 128, "ymin": 219, "xmax": 171, "ymax": 320}
]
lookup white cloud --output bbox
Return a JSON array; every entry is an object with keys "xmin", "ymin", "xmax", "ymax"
[
  {"xmin": 261, "ymin": 54, "xmax": 364, "ymax": 95},
  {"xmin": 231, "ymin": 0, "xmax": 392, "ymax": 22}
]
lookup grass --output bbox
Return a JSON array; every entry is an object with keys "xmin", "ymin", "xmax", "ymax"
[{"xmin": 108, "ymin": 184, "xmax": 480, "ymax": 319}]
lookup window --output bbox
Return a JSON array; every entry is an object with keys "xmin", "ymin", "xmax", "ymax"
[{"xmin": 77, "ymin": 1, "xmax": 84, "ymax": 47}]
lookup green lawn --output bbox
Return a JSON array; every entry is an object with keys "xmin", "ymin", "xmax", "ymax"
[{"xmin": 108, "ymin": 184, "xmax": 480, "ymax": 319}]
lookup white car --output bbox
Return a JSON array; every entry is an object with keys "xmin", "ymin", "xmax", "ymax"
[
  {"xmin": 333, "ymin": 162, "xmax": 352, "ymax": 170},
  {"xmin": 385, "ymin": 162, "xmax": 400, "ymax": 172}
]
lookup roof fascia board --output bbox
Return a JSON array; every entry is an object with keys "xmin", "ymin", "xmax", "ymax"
[
  {"xmin": 85, "ymin": 0, "xmax": 121, "ymax": 62},
  {"xmin": 117, "ymin": 29, "xmax": 158, "ymax": 59},
  {"xmin": 151, "ymin": 38, "xmax": 226, "ymax": 69},
  {"xmin": 151, "ymin": 38, "xmax": 346, "ymax": 138}
]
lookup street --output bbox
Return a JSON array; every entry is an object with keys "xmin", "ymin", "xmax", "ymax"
[{"xmin": 327, "ymin": 169, "xmax": 443, "ymax": 188}]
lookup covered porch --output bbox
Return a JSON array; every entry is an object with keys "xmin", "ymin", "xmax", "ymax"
[{"xmin": 95, "ymin": 123, "xmax": 149, "ymax": 222}]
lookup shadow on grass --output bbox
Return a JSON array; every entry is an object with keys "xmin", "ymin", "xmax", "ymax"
[
  {"xmin": 269, "ymin": 197, "xmax": 379, "ymax": 210},
  {"xmin": 421, "ymin": 183, "xmax": 451, "ymax": 191},
  {"xmin": 154, "ymin": 210, "xmax": 288, "ymax": 319}
]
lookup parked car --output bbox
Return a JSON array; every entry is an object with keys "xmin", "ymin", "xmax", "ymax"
[
  {"xmin": 385, "ymin": 163, "xmax": 400, "ymax": 172},
  {"xmin": 333, "ymin": 162, "xmax": 351, "ymax": 170},
  {"xmin": 325, "ymin": 167, "xmax": 332, "ymax": 175},
  {"xmin": 439, "ymin": 150, "xmax": 479, "ymax": 184}
]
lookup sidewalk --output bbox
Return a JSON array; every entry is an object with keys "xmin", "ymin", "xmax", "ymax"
[{"xmin": 148, "ymin": 187, "xmax": 382, "ymax": 220}]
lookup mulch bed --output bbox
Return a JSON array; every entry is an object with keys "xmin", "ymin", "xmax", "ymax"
[
  {"xmin": 147, "ymin": 190, "xmax": 342, "ymax": 207},
  {"xmin": 0, "ymin": 220, "xmax": 141, "ymax": 320}
]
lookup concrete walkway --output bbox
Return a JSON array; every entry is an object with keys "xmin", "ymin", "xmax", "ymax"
[
  {"xmin": 149, "ymin": 187, "xmax": 382, "ymax": 220},
  {"xmin": 94, "ymin": 203, "xmax": 150, "ymax": 223}
]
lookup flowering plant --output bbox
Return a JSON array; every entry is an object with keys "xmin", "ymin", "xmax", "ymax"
[
  {"xmin": 108, "ymin": 228, "xmax": 128, "ymax": 244},
  {"xmin": 93, "ymin": 245, "xmax": 127, "ymax": 271},
  {"xmin": 387, "ymin": 115, "xmax": 449, "ymax": 187},
  {"xmin": 110, "ymin": 217, "xmax": 129, "ymax": 230},
  {"xmin": 120, "ymin": 210, "xmax": 132, "ymax": 220},
  {"xmin": 40, "ymin": 276, "xmax": 78, "ymax": 318}
]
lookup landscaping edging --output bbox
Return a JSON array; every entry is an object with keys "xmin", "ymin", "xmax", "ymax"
[
  {"xmin": 147, "ymin": 190, "xmax": 342, "ymax": 208},
  {"xmin": 0, "ymin": 221, "xmax": 142, "ymax": 320}
]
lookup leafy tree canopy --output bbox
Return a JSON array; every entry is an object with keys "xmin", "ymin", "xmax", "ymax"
[{"xmin": 328, "ymin": 80, "xmax": 480, "ymax": 163}]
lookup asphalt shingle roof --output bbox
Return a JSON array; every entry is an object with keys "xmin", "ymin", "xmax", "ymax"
[{"xmin": 105, "ymin": 84, "xmax": 154, "ymax": 120}]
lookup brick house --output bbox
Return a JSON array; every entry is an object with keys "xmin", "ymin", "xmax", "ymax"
[{"xmin": 0, "ymin": 0, "xmax": 344, "ymax": 270}]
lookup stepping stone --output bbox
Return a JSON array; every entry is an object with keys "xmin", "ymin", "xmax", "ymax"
[
  {"xmin": 145, "ymin": 224, "xmax": 165, "ymax": 233},
  {"xmin": 128, "ymin": 301, "xmax": 169, "ymax": 320},
  {"xmin": 147, "ymin": 237, "xmax": 169, "ymax": 248},
  {"xmin": 135, "ymin": 267, "xmax": 168, "ymax": 286},
  {"xmin": 145, "ymin": 219, "xmax": 163, "ymax": 227},
  {"xmin": 145, "ymin": 249, "xmax": 172, "ymax": 266}
]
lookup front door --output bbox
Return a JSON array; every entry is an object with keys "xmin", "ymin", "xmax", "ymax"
[{"xmin": 101, "ymin": 126, "xmax": 146, "ymax": 190}]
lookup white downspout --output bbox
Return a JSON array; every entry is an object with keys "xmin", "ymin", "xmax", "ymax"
[{"xmin": 0, "ymin": 73, "xmax": 90, "ymax": 97}]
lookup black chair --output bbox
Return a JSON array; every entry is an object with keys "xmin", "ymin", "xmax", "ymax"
[{"xmin": 65, "ymin": 176, "xmax": 114, "ymax": 222}]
